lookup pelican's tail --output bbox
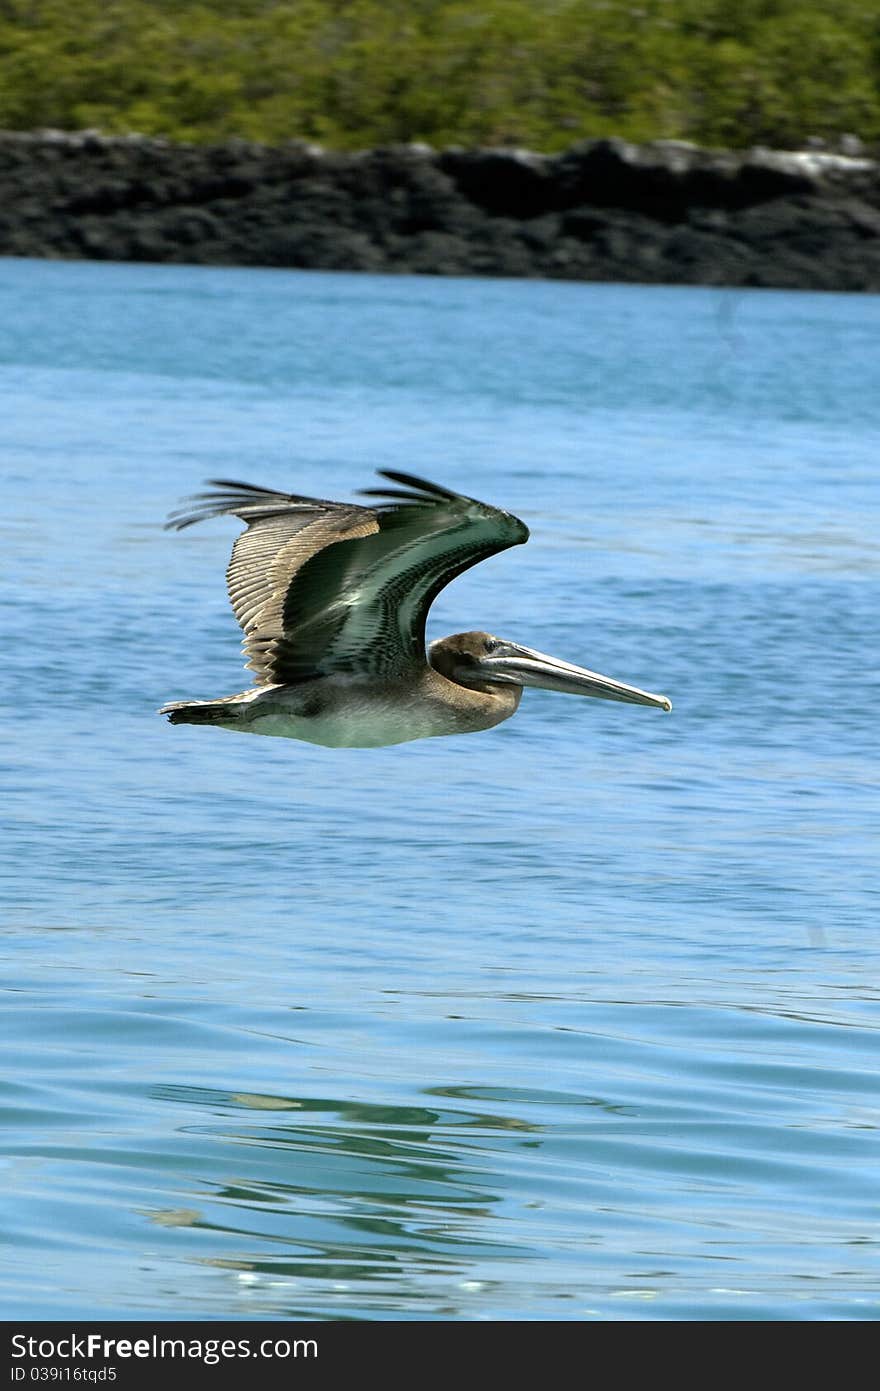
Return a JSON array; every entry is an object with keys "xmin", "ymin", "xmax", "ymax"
[{"xmin": 159, "ymin": 693, "xmax": 253, "ymax": 726}]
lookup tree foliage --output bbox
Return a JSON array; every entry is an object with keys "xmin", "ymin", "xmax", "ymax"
[{"xmin": 0, "ymin": 0, "xmax": 877, "ymax": 149}]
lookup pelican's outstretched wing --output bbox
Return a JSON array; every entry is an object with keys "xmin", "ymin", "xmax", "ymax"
[{"xmin": 167, "ymin": 471, "xmax": 528, "ymax": 683}]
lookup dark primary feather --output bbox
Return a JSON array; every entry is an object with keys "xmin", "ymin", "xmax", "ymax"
[
  {"xmin": 165, "ymin": 479, "xmax": 353, "ymax": 530},
  {"xmin": 168, "ymin": 472, "xmax": 529, "ymax": 684},
  {"xmin": 360, "ymin": 470, "xmax": 465, "ymax": 503}
]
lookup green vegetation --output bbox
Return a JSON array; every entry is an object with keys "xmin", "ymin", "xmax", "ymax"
[{"xmin": 1, "ymin": 0, "xmax": 878, "ymax": 151}]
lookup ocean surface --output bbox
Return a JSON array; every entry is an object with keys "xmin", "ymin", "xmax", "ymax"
[{"xmin": 2, "ymin": 258, "xmax": 878, "ymax": 1321}]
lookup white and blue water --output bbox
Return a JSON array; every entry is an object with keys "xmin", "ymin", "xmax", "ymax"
[{"xmin": 1, "ymin": 259, "xmax": 878, "ymax": 1320}]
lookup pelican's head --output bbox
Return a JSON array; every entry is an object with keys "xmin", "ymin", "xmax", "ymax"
[{"xmin": 429, "ymin": 631, "xmax": 672, "ymax": 710}]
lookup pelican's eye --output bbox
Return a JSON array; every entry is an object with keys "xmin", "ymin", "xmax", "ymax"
[{"xmin": 483, "ymin": 637, "xmax": 498, "ymax": 654}]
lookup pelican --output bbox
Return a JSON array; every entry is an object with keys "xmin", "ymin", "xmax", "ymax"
[{"xmin": 160, "ymin": 472, "xmax": 671, "ymax": 747}]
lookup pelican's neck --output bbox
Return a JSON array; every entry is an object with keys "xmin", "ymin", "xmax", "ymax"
[{"xmin": 422, "ymin": 666, "xmax": 522, "ymax": 732}]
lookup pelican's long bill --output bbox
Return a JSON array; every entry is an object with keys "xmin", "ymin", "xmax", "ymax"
[{"xmin": 476, "ymin": 641, "xmax": 672, "ymax": 711}]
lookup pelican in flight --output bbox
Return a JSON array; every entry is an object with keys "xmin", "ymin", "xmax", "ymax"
[{"xmin": 160, "ymin": 472, "xmax": 671, "ymax": 747}]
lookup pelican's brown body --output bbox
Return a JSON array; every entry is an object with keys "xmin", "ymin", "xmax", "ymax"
[
  {"xmin": 161, "ymin": 473, "xmax": 670, "ymax": 746},
  {"xmin": 165, "ymin": 659, "xmax": 522, "ymax": 747}
]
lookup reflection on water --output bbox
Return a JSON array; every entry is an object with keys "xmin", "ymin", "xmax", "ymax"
[
  {"xmin": 159, "ymin": 1087, "xmax": 531, "ymax": 1296},
  {"xmin": 4, "ymin": 952, "xmax": 878, "ymax": 1321},
  {"xmin": 2, "ymin": 263, "xmax": 879, "ymax": 1319}
]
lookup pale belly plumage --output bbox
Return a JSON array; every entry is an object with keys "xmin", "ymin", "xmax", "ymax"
[{"xmin": 244, "ymin": 700, "xmax": 444, "ymax": 748}]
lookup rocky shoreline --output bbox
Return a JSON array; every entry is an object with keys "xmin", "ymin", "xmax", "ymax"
[{"xmin": 2, "ymin": 130, "xmax": 879, "ymax": 290}]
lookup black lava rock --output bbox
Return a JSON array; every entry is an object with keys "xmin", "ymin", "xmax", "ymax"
[{"xmin": 0, "ymin": 131, "xmax": 878, "ymax": 290}]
